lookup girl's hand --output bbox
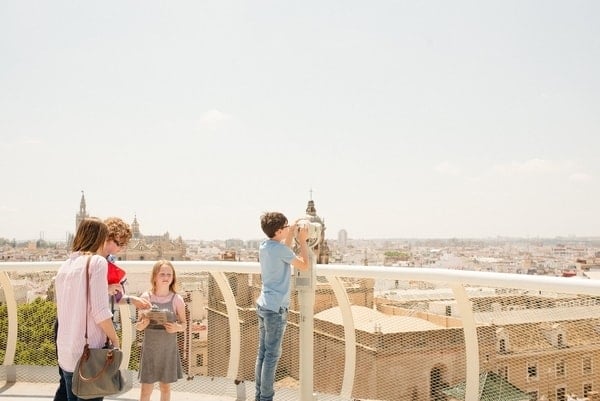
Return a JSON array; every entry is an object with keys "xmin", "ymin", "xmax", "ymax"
[{"xmin": 164, "ymin": 321, "xmax": 183, "ymax": 333}]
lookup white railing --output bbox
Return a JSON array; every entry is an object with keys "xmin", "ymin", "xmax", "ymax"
[{"xmin": 2, "ymin": 261, "xmax": 600, "ymax": 401}]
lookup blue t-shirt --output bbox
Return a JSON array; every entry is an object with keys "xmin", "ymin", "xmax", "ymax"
[{"xmin": 256, "ymin": 239, "xmax": 295, "ymax": 311}]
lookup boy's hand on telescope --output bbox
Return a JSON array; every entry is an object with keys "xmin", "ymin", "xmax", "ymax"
[{"xmin": 297, "ymin": 225, "xmax": 309, "ymax": 243}]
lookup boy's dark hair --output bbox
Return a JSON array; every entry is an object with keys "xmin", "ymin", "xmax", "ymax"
[{"xmin": 261, "ymin": 212, "xmax": 288, "ymax": 238}]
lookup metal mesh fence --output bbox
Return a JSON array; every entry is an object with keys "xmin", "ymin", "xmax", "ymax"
[{"xmin": 2, "ymin": 267, "xmax": 600, "ymax": 401}]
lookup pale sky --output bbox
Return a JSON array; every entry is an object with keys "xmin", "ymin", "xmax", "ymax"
[{"xmin": 1, "ymin": 1, "xmax": 599, "ymax": 242}]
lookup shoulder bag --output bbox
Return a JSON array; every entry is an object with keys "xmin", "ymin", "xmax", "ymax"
[{"xmin": 72, "ymin": 256, "xmax": 124, "ymax": 399}]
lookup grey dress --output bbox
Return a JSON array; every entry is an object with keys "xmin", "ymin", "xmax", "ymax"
[{"xmin": 139, "ymin": 292, "xmax": 183, "ymax": 383}]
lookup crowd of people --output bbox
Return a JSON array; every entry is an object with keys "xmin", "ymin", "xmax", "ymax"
[{"xmin": 53, "ymin": 211, "xmax": 310, "ymax": 401}]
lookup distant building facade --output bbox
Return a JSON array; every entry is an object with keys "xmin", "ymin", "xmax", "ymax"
[
  {"xmin": 337, "ymin": 229, "xmax": 348, "ymax": 250},
  {"xmin": 72, "ymin": 193, "xmax": 187, "ymax": 261},
  {"xmin": 117, "ymin": 215, "xmax": 187, "ymax": 261}
]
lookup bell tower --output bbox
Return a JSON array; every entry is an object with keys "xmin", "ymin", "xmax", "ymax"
[
  {"xmin": 75, "ymin": 190, "xmax": 89, "ymax": 231},
  {"xmin": 303, "ymin": 192, "xmax": 330, "ymax": 264},
  {"xmin": 131, "ymin": 215, "xmax": 142, "ymax": 239}
]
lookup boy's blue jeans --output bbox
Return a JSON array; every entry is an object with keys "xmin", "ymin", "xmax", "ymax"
[{"xmin": 255, "ymin": 304, "xmax": 288, "ymax": 401}]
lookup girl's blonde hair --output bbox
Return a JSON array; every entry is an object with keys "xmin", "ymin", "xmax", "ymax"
[{"xmin": 150, "ymin": 259, "xmax": 178, "ymax": 294}]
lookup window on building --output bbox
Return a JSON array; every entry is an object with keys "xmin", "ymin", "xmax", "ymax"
[
  {"xmin": 196, "ymin": 354, "xmax": 204, "ymax": 367},
  {"xmin": 527, "ymin": 391, "xmax": 538, "ymax": 401},
  {"xmin": 583, "ymin": 356, "xmax": 592, "ymax": 375},
  {"xmin": 192, "ymin": 332, "xmax": 200, "ymax": 340},
  {"xmin": 527, "ymin": 363, "xmax": 538, "ymax": 379},
  {"xmin": 555, "ymin": 360, "xmax": 565, "ymax": 378},
  {"xmin": 497, "ymin": 366, "xmax": 508, "ymax": 380},
  {"xmin": 584, "ymin": 383, "xmax": 592, "ymax": 397},
  {"xmin": 556, "ymin": 387, "xmax": 566, "ymax": 401},
  {"xmin": 499, "ymin": 338, "xmax": 506, "ymax": 353}
]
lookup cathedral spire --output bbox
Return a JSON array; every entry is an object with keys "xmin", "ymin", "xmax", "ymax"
[
  {"xmin": 75, "ymin": 190, "xmax": 89, "ymax": 231},
  {"xmin": 79, "ymin": 190, "xmax": 86, "ymax": 214},
  {"xmin": 131, "ymin": 214, "xmax": 141, "ymax": 238}
]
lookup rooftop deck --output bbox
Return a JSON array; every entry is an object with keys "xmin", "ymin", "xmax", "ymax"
[
  {"xmin": 2, "ymin": 260, "xmax": 600, "ymax": 401},
  {"xmin": 0, "ymin": 381, "xmax": 233, "ymax": 400},
  {"xmin": 0, "ymin": 381, "xmax": 200, "ymax": 400}
]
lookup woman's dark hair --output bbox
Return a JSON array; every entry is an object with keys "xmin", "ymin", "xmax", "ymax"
[{"xmin": 71, "ymin": 218, "xmax": 109, "ymax": 253}]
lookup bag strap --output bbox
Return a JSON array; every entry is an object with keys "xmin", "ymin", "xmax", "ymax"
[
  {"xmin": 84, "ymin": 256, "xmax": 91, "ymax": 346},
  {"xmin": 78, "ymin": 255, "xmax": 116, "ymax": 383},
  {"xmin": 83, "ymin": 255, "xmax": 110, "ymax": 346},
  {"xmin": 78, "ymin": 344, "xmax": 116, "ymax": 382}
]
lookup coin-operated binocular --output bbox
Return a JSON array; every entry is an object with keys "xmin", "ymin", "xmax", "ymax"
[
  {"xmin": 294, "ymin": 219, "xmax": 323, "ymax": 249},
  {"xmin": 294, "ymin": 219, "xmax": 322, "ymax": 290}
]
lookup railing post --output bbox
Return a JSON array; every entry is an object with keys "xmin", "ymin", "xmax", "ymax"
[
  {"xmin": 0, "ymin": 271, "xmax": 17, "ymax": 382},
  {"xmin": 327, "ymin": 275, "xmax": 356, "ymax": 399},
  {"xmin": 118, "ymin": 303, "xmax": 134, "ymax": 369},
  {"xmin": 297, "ymin": 249, "xmax": 317, "ymax": 401},
  {"xmin": 451, "ymin": 283, "xmax": 480, "ymax": 401},
  {"xmin": 210, "ymin": 272, "xmax": 242, "ymax": 380}
]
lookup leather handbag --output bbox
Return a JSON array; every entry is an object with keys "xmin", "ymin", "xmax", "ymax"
[
  {"xmin": 72, "ymin": 256, "xmax": 124, "ymax": 399},
  {"xmin": 72, "ymin": 345, "xmax": 124, "ymax": 399}
]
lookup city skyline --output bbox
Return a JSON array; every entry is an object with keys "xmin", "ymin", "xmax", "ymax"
[
  {"xmin": 2, "ymin": 191, "xmax": 599, "ymax": 243},
  {"xmin": 1, "ymin": 1, "xmax": 599, "ymax": 241}
]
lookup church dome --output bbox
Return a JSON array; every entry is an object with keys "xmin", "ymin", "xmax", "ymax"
[{"xmin": 305, "ymin": 200, "xmax": 325, "ymax": 226}]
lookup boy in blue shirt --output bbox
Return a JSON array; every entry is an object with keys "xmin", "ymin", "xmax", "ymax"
[{"xmin": 255, "ymin": 212, "xmax": 309, "ymax": 401}]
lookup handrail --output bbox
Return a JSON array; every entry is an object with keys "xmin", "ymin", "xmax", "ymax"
[{"xmin": 4, "ymin": 261, "xmax": 599, "ymax": 296}]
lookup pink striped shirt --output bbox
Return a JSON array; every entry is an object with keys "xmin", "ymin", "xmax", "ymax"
[{"xmin": 56, "ymin": 252, "xmax": 113, "ymax": 372}]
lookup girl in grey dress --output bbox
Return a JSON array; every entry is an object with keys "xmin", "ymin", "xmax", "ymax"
[{"xmin": 135, "ymin": 260, "xmax": 187, "ymax": 401}]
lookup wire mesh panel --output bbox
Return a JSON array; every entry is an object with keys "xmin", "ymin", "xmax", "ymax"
[
  {"xmin": 2, "ymin": 263, "xmax": 600, "ymax": 401},
  {"xmin": 470, "ymin": 291, "xmax": 600, "ymax": 401},
  {"xmin": 316, "ymin": 276, "xmax": 467, "ymax": 401},
  {"xmin": 0, "ymin": 270, "xmax": 59, "ymax": 383},
  {"xmin": 0, "ymin": 281, "xmax": 7, "ymax": 364},
  {"xmin": 368, "ymin": 281, "xmax": 600, "ymax": 401}
]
